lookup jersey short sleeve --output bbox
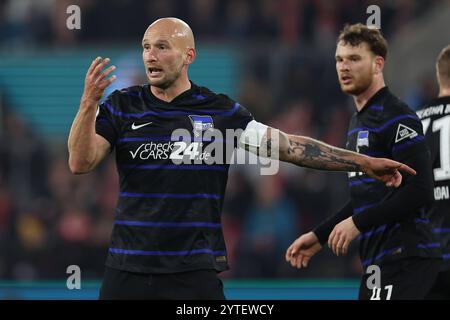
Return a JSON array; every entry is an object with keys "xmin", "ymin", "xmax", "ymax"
[
  {"xmin": 95, "ymin": 92, "xmax": 120, "ymax": 149},
  {"xmin": 386, "ymin": 114, "xmax": 428, "ymax": 162},
  {"xmin": 232, "ymin": 103, "xmax": 254, "ymax": 131},
  {"xmin": 223, "ymin": 100, "xmax": 254, "ymax": 149}
]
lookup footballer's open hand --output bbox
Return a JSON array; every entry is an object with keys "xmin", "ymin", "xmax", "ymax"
[{"xmin": 82, "ymin": 57, "xmax": 116, "ymax": 104}]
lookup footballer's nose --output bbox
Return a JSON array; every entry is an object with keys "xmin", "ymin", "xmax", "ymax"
[
  {"xmin": 337, "ymin": 62, "xmax": 349, "ymax": 73},
  {"xmin": 144, "ymin": 50, "xmax": 157, "ymax": 63}
]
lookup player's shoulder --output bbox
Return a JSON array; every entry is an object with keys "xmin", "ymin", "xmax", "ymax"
[
  {"xmin": 193, "ymin": 84, "xmax": 251, "ymax": 115},
  {"xmin": 364, "ymin": 90, "xmax": 425, "ymax": 143},
  {"xmin": 382, "ymin": 91, "xmax": 419, "ymax": 121},
  {"xmin": 215, "ymin": 92, "xmax": 252, "ymax": 118},
  {"xmin": 379, "ymin": 92, "xmax": 429, "ymax": 151},
  {"xmin": 194, "ymin": 85, "xmax": 235, "ymax": 106}
]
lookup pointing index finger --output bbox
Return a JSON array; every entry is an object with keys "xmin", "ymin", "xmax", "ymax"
[{"xmin": 398, "ymin": 164, "xmax": 416, "ymax": 176}]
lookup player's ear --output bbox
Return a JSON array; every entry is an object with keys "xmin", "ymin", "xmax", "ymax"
[
  {"xmin": 185, "ymin": 48, "xmax": 196, "ymax": 65},
  {"xmin": 374, "ymin": 56, "xmax": 384, "ymax": 74}
]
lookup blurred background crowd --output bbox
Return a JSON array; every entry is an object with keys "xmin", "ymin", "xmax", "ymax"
[{"xmin": 0, "ymin": 0, "xmax": 448, "ymax": 282}]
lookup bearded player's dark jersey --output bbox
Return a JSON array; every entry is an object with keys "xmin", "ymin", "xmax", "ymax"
[
  {"xmin": 417, "ymin": 96, "xmax": 450, "ymax": 269},
  {"xmin": 95, "ymin": 82, "xmax": 253, "ymax": 274},
  {"xmin": 347, "ymin": 87, "xmax": 441, "ymax": 268}
]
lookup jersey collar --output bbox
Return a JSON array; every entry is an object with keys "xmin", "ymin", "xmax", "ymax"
[
  {"xmin": 143, "ymin": 81, "xmax": 200, "ymax": 106},
  {"xmin": 359, "ymin": 86, "xmax": 389, "ymax": 113}
]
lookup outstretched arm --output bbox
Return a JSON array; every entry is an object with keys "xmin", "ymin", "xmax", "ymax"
[{"xmin": 256, "ymin": 127, "xmax": 416, "ymax": 187}]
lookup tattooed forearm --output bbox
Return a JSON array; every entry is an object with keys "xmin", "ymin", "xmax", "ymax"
[
  {"xmin": 285, "ymin": 137, "xmax": 362, "ymax": 171},
  {"xmin": 256, "ymin": 129, "xmax": 364, "ymax": 172},
  {"xmin": 288, "ymin": 140, "xmax": 322, "ymax": 157}
]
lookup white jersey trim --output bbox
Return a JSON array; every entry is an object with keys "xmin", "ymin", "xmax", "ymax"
[{"xmin": 239, "ymin": 120, "xmax": 268, "ymax": 150}]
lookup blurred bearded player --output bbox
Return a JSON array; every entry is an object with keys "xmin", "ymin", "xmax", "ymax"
[{"xmin": 286, "ymin": 24, "xmax": 441, "ymax": 300}]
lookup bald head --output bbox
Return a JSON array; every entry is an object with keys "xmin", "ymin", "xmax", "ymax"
[
  {"xmin": 144, "ymin": 17, "xmax": 195, "ymax": 51},
  {"xmin": 141, "ymin": 17, "xmax": 196, "ymax": 91}
]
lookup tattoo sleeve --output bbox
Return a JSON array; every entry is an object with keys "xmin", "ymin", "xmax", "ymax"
[
  {"xmin": 260, "ymin": 129, "xmax": 364, "ymax": 172},
  {"xmin": 287, "ymin": 137, "xmax": 362, "ymax": 171}
]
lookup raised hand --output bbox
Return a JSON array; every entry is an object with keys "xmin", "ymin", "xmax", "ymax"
[
  {"xmin": 285, "ymin": 232, "xmax": 322, "ymax": 269},
  {"xmin": 82, "ymin": 57, "xmax": 117, "ymax": 103}
]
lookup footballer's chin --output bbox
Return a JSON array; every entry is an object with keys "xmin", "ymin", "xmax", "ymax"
[
  {"xmin": 148, "ymin": 77, "xmax": 163, "ymax": 85},
  {"xmin": 148, "ymin": 75, "xmax": 178, "ymax": 90},
  {"xmin": 340, "ymin": 82, "xmax": 355, "ymax": 94},
  {"xmin": 147, "ymin": 75, "xmax": 167, "ymax": 88},
  {"xmin": 340, "ymin": 82, "xmax": 365, "ymax": 95}
]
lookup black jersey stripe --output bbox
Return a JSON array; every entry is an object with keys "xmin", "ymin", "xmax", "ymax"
[
  {"xmin": 353, "ymin": 202, "xmax": 381, "ymax": 214},
  {"xmin": 362, "ymin": 246, "xmax": 404, "ymax": 266},
  {"xmin": 369, "ymin": 105, "xmax": 384, "ymax": 111},
  {"xmin": 349, "ymin": 178, "xmax": 376, "ymax": 187},
  {"xmin": 357, "ymin": 224, "xmax": 388, "ymax": 240},
  {"xmin": 358, "ymin": 220, "xmax": 429, "ymax": 241},
  {"xmin": 118, "ymin": 136, "xmax": 229, "ymax": 143},
  {"xmin": 103, "ymin": 101, "xmax": 241, "ymax": 118},
  {"xmin": 417, "ymin": 242, "xmax": 441, "ymax": 249},
  {"xmin": 119, "ymin": 164, "xmax": 227, "ymax": 171},
  {"xmin": 121, "ymin": 91, "xmax": 142, "ymax": 97},
  {"xmin": 391, "ymin": 135, "xmax": 425, "ymax": 153},
  {"xmin": 433, "ymin": 228, "xmax": 450, "ymax": 233}
]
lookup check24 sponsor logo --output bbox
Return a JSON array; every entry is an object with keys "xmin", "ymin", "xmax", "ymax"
[
  {"xmin": 129, "ymin": 142, "xmax": 175, "ymax": 160},
  {"xmin": 129, "ymin": 141, "xmax": 210, "ymax": 161},
  {"xmin": 170, "ymin": 142, "xmax": 211, "ymax": 161}
]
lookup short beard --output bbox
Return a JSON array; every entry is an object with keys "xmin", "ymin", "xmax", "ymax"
[
  {"xmin": 151, "ymin": 79, "xmax": 174, "ymax": 90},
  {"xmin": 341, "ymin": 76, "xmax": 373, "ymax": 96},
  {"xmin": 149, "ymin": 70, "xmax": 182, "ymax": 90},
  {"xmin": 341, "ymin": 85, "xmax": 366, "ymax": 96}
]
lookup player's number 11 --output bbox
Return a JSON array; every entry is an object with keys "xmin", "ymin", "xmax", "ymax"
[
  {"xmin": 422, "ymin": 115, "xmax": 450, "ymax": 181},
  {"xmin": 370, "ymin": 285, "xmax": 393, "ymax": 300}
]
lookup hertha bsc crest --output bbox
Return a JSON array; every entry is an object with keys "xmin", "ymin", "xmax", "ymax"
[
  {"xmin": 357, "ymin": 130, "xmax": 369, "ymax": 152},
  {"xmin": 188, "ymin": 115, "xmax": 214, "ymax": 137}
]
